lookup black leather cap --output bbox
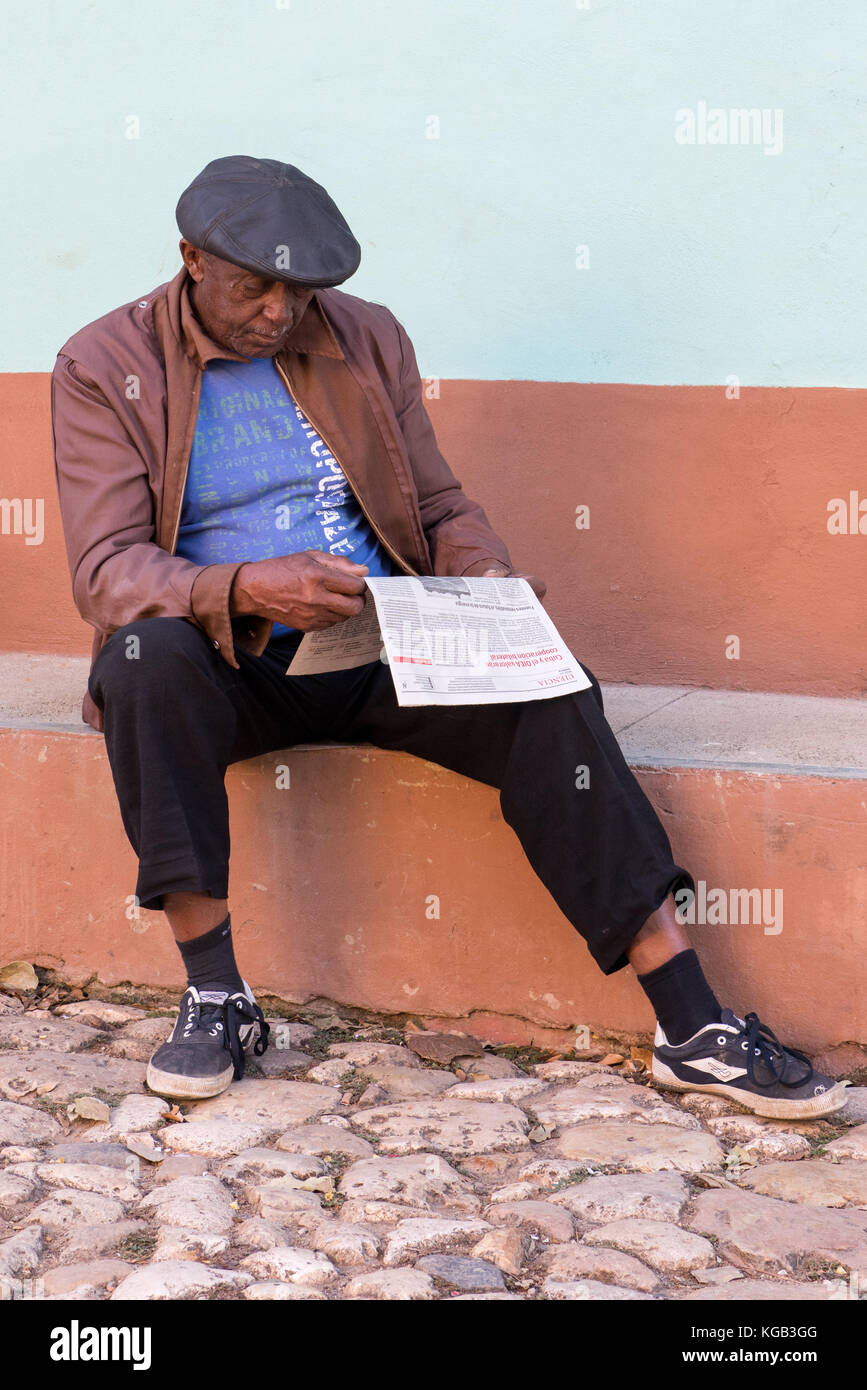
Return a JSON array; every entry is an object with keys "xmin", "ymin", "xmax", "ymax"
[{"xmin": 176, "ymin": 155, "xmax": 361, "ymax": 287}]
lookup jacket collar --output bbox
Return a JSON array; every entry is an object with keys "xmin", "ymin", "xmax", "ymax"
[{"xmin": 167, "ymin": 267, "xmax": 345, "ymax": 368}]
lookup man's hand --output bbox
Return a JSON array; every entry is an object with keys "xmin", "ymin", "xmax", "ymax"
[
  {"xmin": 481, "ymin": 566, "xmax": 547, "ymax": 601},
  {"xmin": 231, "ymin": 551, "xmax": 368, "ymax": 630}
]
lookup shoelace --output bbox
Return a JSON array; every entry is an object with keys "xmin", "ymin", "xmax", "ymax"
[
  {"xmin": 741, "ymin": 1011, "xmax": 813, "ymax": 1089},
  {"xmin": 186, "ymin": 993, "xmax": 270, "ymax": 1081},
  {"xmin": 223, "ymin": 995, "xmax": 270, "ymax": 1080}
]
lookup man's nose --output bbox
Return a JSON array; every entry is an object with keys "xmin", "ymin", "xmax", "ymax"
[{"xmin": 260, "ymin": 285, "xmax": 296, "ymax": 323}]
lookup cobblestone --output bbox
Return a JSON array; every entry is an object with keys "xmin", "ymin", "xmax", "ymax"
[{"xmin": 0, "ymin": 996, "xmax": 861, "ymax": 1302}]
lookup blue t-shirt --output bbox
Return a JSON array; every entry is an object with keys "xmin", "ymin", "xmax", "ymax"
[{"xmin": 175, "ymin": 357, "xmax": 393, "ymax": 637}]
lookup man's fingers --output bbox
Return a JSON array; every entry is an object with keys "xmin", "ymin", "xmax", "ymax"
[
  {"xmin": 301, "ymin": 551, "xmax": 368, "ymax": 595},
  {"xmin": 305, "ymin": 549, "xmax": 369, "ymax": 574},
  {"xmin": 509, "ymin": 572, "xmax": 546, "ymax": 599},
  {"xmin": 318, "ymin": 567, "xmax": 368, "ymax": 596},
  {"xmin": 482, "ymin": 567, "xmax": 547, "ymax": 600},
  {"xmin": 287, "ymin": 592, "xmax": 364, "ymax": 629},
  {"xmin": 317, "ymin": 591, "xmax": 366, "ymax": 619}
]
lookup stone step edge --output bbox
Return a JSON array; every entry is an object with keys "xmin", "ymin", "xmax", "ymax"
[
  {"xmin": 0, "ymin": 722, "xmax": 864, "ymax": 782},
  {"xmin": 1, "ymin": 658, "xmax": 865, "ymax": 779}
]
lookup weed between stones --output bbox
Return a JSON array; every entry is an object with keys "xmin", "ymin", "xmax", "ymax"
[
  {"xmin": 324, "ymin": 1153, "xmax": 354, "ymax": 1180},
  {"xmin": 305, "ymin": 1027, "xmax": 363, "ymax": 1061},
  {"xmin": 549, "ymin": 1168, "xmax": 595, "ymax": 1191},
  {"xmin": 91, "ymin": 1087, "xmax": 127, "ymax": 1107},
  {"xmin": 339, "ymin": 1070, "xmax": 374, "ymax": 1102},
  {"xmin": 491, "ymin": 1045, "xmax": 552, "ymax": 1069},
  {"xmin": 117, "ymin": 1232, "xmax": 158, "ymax": 1263},
  {"xmin": 803, "ymin": 1257, "xmax": 844, "ymax": 1280},
  {"xmin": 805, "ymin": 1124, "xmax": 850, "ymax": 1158},
  {"xmin": 33, "ymin": 1096, "xmax": 67, "ymax": 1116}
]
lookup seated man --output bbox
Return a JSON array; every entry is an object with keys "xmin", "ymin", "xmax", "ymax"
[{"xmin": 51, "ymin": 155, "xmax": 845, "ymax": 1118}]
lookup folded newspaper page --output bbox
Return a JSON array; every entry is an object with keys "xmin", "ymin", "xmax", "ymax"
[
  {"xmin": 287, "ymin": 575, "xmax": 591, "ymax": 707},
  {"xmin": 284, "ymin": 588, "xmax": 384, "ymax": 674}
]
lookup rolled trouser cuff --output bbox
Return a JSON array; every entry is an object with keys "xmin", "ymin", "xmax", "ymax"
[
  {"xmin": 595, "ymin": 867, "xmax": 697, "ymax": 976},
  {"xmin": 135, "ymin": 859, "xmax": 230, "ymax": 914}
]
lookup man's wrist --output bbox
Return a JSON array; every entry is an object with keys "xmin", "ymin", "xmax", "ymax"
[{"xmin": 229, "ymin": 563, "xmax": 257, "ymax": 616}]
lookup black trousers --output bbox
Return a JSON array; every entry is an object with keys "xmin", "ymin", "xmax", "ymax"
[{"xmin": 89, "ymin": 617, "xmax": 694, "ymax": 976}]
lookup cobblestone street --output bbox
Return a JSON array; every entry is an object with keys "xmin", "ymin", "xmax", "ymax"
[{"xmin": 1, "ymin": 984, "xmax": 864, "ymax": 1302}]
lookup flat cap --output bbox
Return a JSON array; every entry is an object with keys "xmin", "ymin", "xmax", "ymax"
[{"xmin": 176, "ymin": 155, "xmax": 361, "ymax": 287}]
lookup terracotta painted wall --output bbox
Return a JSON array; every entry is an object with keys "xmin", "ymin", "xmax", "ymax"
[
  {"xmin": 1, "ymin": 730, "xmax": 862, "ymax": 1053},
  {"xmin": 2, "ymin": 372, "xmax": 864, "ymax": 697}
]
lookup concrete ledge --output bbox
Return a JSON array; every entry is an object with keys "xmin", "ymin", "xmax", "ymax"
[
  {"xmin": 1, "ymin": 654, "xmax": 865, "ymax": 774},
  {"xmin": 1, "ymin": 655, "xmax": 864, "ymax": 1052}
]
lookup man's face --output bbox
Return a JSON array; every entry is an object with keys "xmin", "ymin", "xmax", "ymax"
[{"xmin": 180, "ymin": 240, "xmax": 315, "ymax": 358}]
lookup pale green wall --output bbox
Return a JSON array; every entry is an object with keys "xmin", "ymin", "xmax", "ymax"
[{"xmin": 3, "ymin": 0, "xmax": 864, "ymax": 384}]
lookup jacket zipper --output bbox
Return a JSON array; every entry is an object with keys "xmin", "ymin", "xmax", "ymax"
[{"xmin": 273, "ymin": 357, "xmax": 418, "ymax": 577}]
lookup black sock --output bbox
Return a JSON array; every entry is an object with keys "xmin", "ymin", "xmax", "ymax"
[
  {"xmin": 176, "ymin": 913, "xmax": 244, "ymax": 996},
  {"xmin": 638, "ymin": 948, "xmax": 721, "ymax": 1046}
]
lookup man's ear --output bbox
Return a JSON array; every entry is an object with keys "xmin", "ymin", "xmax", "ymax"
[{"xmin": 180, "ymin": 239, "xmax": 206, "ymax": 283}]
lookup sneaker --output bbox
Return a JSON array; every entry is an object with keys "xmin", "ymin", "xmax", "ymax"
[
  {"xmin": 146, "ymin": 982, "xmax": 270, "ymax": 1101},
  {"xmin": 651, "ymin": 1008, "xmax": 848, "ymax": 1120}
]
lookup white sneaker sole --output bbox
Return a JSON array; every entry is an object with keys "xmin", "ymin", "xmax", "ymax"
[
  {"xmin": 143, "ymin": 1023, "xmax": 258, "ymax": 1095},
  {"xmin": 651, "ymin": 1058, "xmax": 849, "ymax": 1119},
  {"xmin": 145, "ymin": 996, "xmax": 262, "ymax": 1102},
  {"xmin": 145, "ymin": 1059, "xmax": 235, "ymax": 1100}
]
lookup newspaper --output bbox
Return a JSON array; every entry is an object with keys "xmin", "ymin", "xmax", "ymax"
[
  {"xmin": 283, "ymin": 589, "xmax": 384, "ymax": 674},
  {"xmin": 287, "ymin": 575, "xmax": 591, "ymax": 706}
]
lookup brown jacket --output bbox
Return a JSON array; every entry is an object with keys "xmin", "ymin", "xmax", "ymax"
[{"xmin": 51, "ymin": 268, "xmax": 513, "ymax": 731}]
